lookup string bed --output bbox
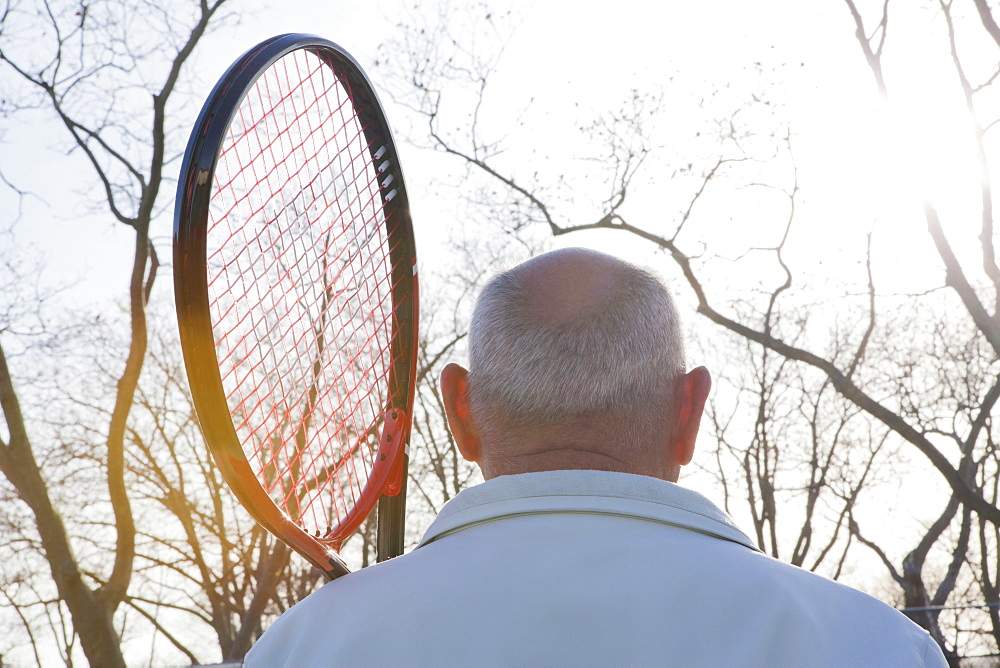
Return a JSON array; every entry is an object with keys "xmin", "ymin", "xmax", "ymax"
[{"xmin": 206, "ymin": 48, "xmax": 396, "ymax": 537}]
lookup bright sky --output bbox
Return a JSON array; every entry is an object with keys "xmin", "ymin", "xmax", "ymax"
[{"xmin": 2, "ymin": 0, "xmax": 980, "ymax": 304}]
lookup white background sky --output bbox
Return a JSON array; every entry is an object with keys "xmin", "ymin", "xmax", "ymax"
[{"xmin": 3, "ymin": 0, "xmax": 957, "ymax": 305}]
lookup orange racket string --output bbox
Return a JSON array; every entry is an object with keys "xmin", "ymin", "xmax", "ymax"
[{"xmin": 204, "ymin": 48, "xmax": 400, "ymax": 537}]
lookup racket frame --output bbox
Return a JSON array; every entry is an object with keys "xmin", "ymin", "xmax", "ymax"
[{"xmin": 174, "ymin": 33, "xmax": 417, "ymax": 579}]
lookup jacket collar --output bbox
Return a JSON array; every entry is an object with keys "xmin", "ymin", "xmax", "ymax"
[{"xmin": 418, "ymin": 469, "xmax": 760, "ymax": 552}]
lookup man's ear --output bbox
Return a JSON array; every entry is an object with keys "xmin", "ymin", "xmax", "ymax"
[
  {"xmin": 671, "ymin": 366, "xmax": 711, "ymax": 468},
  {"xmin": 440, "ymin": 363, "xmax": 482, "ymax": 465}
]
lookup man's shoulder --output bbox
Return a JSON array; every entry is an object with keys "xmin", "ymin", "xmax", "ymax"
[
  {"xmin": 727, "ymin": 550, "xmax": 943, "ymax": 661},
  {"xmin": 260, "ymin": 556, "xmax": 414, "ymax": 625},
  {"xmin": 243, "ymin": 555, "xmax": 430, "ymax": 667}
]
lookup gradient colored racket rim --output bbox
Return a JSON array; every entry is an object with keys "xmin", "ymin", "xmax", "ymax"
[{"xmin": 173, "ymin": 34, "xmax": 417, "ymax": 577}]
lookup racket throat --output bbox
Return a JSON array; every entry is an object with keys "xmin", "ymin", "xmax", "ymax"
[{"xmin": 378, "ymin": 408, "xmax": 408, "ymax": 497}]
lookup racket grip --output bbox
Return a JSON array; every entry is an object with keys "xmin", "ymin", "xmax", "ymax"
[{"xmin": 376, "ymin": 455, "xmax": 408, "ymax": 561}]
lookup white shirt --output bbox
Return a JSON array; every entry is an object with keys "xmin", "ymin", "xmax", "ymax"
[{"xmin": 245, "ymin": 470, "xmax": 947, "ymax": 666}]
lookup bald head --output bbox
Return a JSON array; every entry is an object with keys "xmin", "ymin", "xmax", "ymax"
[
  {"xmin": 439, "ymin": 247, "xmax": 708, "ymax": 481},
  {"xmin": 516, "ymin": 248, "xmax": 624, "ymax": 326}
]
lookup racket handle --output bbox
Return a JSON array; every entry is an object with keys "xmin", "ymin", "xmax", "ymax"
[{"xmin": 375, "ymin": 453, "xmax": 408, "ymax": 562}]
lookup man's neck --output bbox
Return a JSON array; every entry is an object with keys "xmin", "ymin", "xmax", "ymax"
[{"xmin": 483, "ymin": 446, "xmax": 674, "ymax": 481}]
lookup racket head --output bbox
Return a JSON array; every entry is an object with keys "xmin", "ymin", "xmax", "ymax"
[{"xmin": 174, "ymin": 34, "xmax": 417, "ymax": 578}]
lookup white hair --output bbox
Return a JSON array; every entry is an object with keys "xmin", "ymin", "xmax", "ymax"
[{"xmin": 467, "ymin": 259, "xmax": 686, "ymax": 450}]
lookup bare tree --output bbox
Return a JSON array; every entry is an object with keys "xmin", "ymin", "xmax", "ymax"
[
  {"xmin": 703, "ymin": 324, "xmax": 889, "ymax": 578},
  {"xmin": 124, "ymin": 320, "xmax": 325, "ymax": 662},
  {"xmin": 0, "ymin": 0, "xmax": 232, "ymax": 663}
]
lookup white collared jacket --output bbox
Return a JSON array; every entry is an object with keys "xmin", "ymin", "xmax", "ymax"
[{"xmin": 246, "ymin": 470, "xmax": 947, "ymax": 667}]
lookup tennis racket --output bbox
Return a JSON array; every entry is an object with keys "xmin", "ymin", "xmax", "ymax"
[{"xmin": 173, "ymin": 34, "xmax": 417, "ymax": 579}]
